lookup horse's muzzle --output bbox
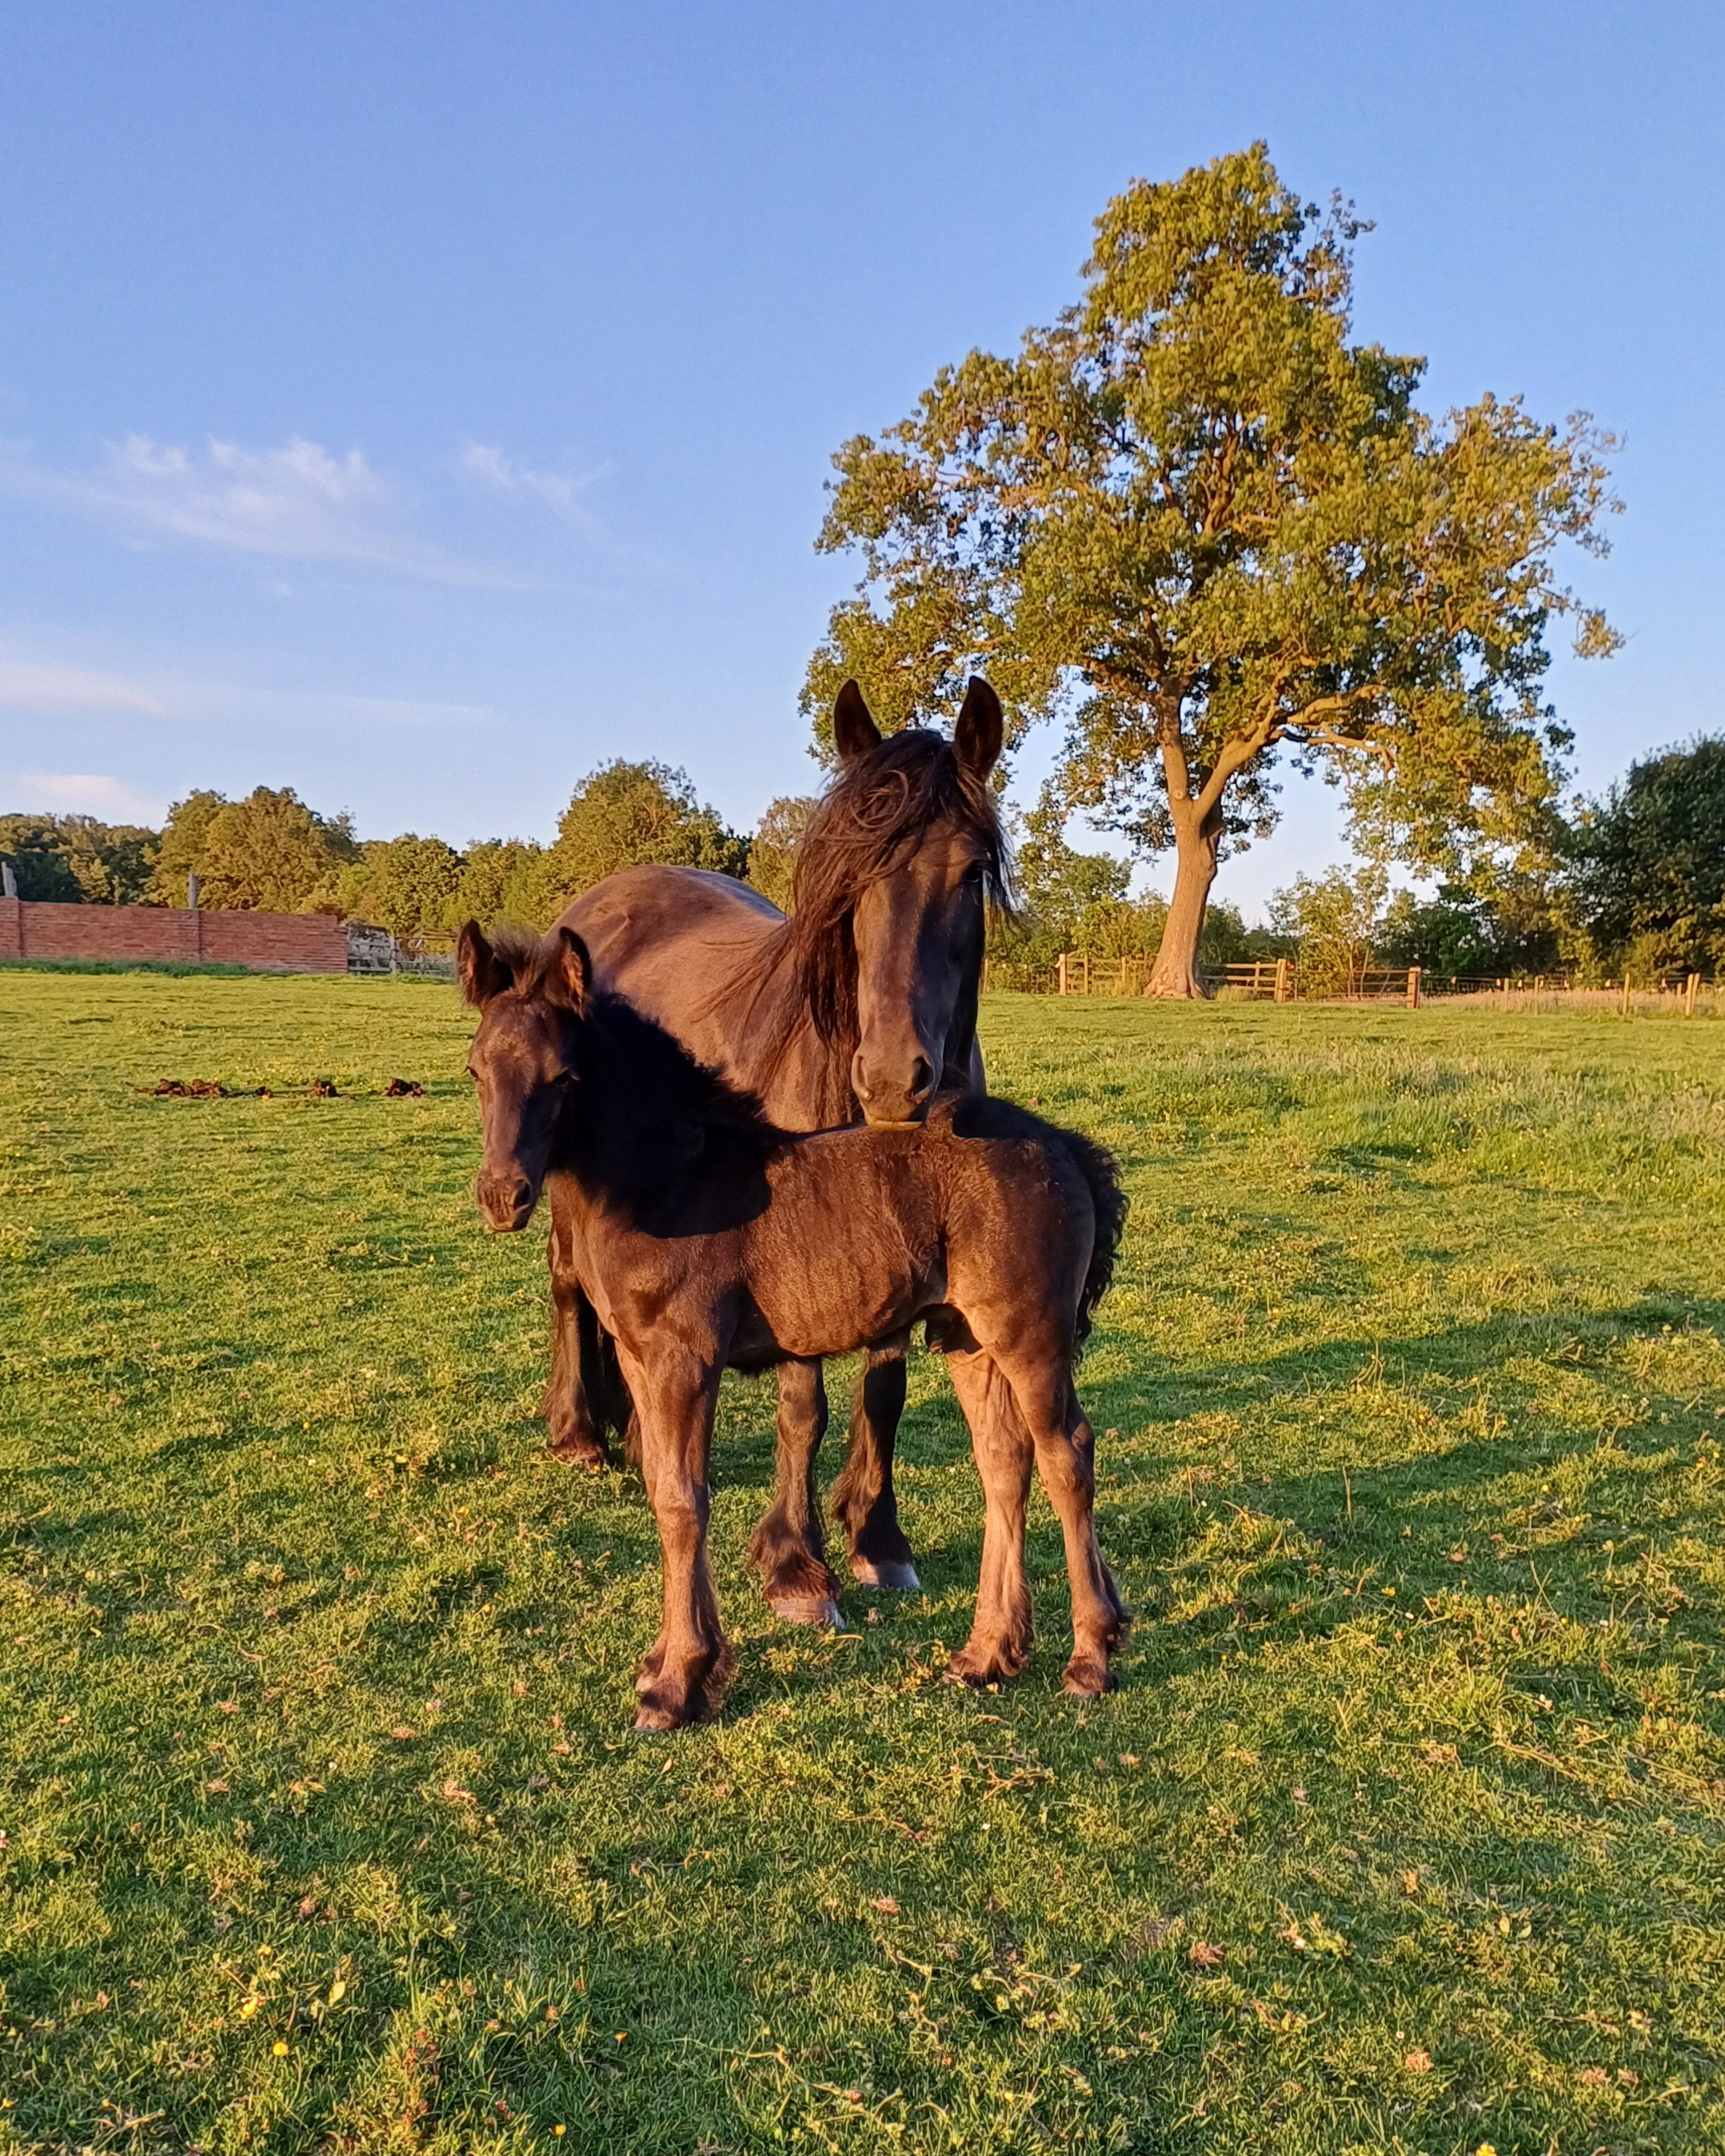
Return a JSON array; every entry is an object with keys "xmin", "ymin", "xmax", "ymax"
[
  {"xmin": 853, "ymin": 1051, "xmax": 934, "ymax": 1129},
  {"xmin": 477, "ymin": 1171, "xmax": 537, "ymax": 1232}
]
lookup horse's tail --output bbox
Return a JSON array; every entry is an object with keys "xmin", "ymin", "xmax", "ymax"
[
  {"xmin": 1061, "ymin": 1126, "xmax": 1128, "ymax": 1348},
  {"xmin": 575, "ymin": 1289, "xmax": 637, "ymax": 1452}
]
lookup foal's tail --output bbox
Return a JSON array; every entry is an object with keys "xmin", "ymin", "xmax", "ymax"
[{"xmin": 1061, "ymin": 1127, "xmax": 1128, "ymax": 1348}]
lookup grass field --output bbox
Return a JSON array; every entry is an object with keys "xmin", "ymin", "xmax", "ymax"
[{"xmin": 2, "ymin": 971, "xmax": 1723, "ymax": 2156}]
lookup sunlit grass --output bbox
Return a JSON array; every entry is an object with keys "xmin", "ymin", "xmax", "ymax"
[{"xmin": 2, "ymin": 972, "xmax": 1722, "ymax": 2152}]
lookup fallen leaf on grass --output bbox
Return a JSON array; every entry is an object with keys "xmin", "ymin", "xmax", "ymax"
[
  {"xmin": 870, "ymin": 1896, "xmax": 900, "ymax": 1914},
  {"xmin": 527, "ymin": 1774, "xmax": 549, "ymax": 1790},
  {"xmin": 207, "ymin": 1779, "xmax": 230, "ymax": 1794},
  {"xmin": 1404, "ymin": 2050, "xmax": 1432, "ymax": 2073},
  {"xmin": 389, "ymin": 1726, "xmax": 417, "ymax": 1742},
  {"xmin": 1423, "ymin": 1742, "xmax": 1459, "ymax": 1766},
  {"xmin": 441, "ymin": 1780, "xmax": 476, "ymax": 1805},
  {"xmin": 1579, "ymin": 2066, "xmax": 1610, "ymax": 2087},
  {"xmin": 1188, "ymin": 1942, "xmax": 1224, "ymax": 1968}
]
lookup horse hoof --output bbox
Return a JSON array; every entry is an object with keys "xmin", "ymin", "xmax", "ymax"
[
  {"xmin": 548, "ymin": 1435, "xmax": 609, "ymax": 1469},
  {"xmin": 769, "ymin": 1593, "xmax": 841, "ymax": 1629},
  {"xmin": 632, "ymin": 1705, "xmax": 682, "ymax": 1735},
  {"xmin": 850, "ymin": 1557, "xmax": 920, "ymax": 1591},
  {"xmin": 1061, "ymin": 1660, "xmax": 1116, "ymax": 1698}
]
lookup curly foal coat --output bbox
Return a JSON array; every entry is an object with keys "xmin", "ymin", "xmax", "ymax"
[{"xmin": 461, "ymin": 922, "xmax": 1128, "ymax": 1731}]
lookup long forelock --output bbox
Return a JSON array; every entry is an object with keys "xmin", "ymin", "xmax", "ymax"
[
  {"xmin": 784, "ymin": 730, "xmax": 1010, "ymax": 1056},
  {"xmin": 483, "ymin": 926, "xmax": 574, "ymax": 1006}
]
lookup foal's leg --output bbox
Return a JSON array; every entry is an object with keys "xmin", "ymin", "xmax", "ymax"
[
  {"xmin": 998, "ymin": 1357, "xmax": 1128, "ymax": 1697},
  {"xmin": 829, "ymin": 1347, "xmax": 920, "ymax": 1590},
  {"xmin": 943, "ymin": 1348, "xmax": 1036, "ymax": 1685},
  {"xmin": 620, "ymin": 1351, "xmax": 733, "ymax": 1733},
  {"xmin": 746, "ymin": 1359, "xmax": 841, "ymax": 1627},
  {"xmin": 541, "ymin": 1177, "xmax": 609, "ymax": 1468}
]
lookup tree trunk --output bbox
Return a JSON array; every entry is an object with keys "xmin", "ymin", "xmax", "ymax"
[{"xmin": 1146, "ymin": 801, "xmax": 1222, "ymax": 998}]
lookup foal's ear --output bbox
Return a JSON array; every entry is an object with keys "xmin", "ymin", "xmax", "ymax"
[
  {"xmin": 954, "ymin": 677, "xmax": 1004, "ymax": 780},
  {"xmin": 833, "ymin": 679, "xmax": 882, "ymax": 765},
  {"xmin": 556, "ymin": 926, "xmax": 593, "ymax": 1011},
  {"xmin": 457, "ymin": 920, "xmax": 508, "ymax": 1007}
]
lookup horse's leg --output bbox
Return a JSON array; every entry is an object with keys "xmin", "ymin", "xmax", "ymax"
[
  {"xmin": 998, "ymin": 1357, "xmax": 1128, "ymax": 1697},
  {"xmin": 541, "ymin": 1176, "xmax": 609, "ymax": 1468},
  {"xmin": 829, "ymin": 1346, "xmax": 920, "ymax": 1590},
  {"xmin": 746, "ymin": 1359, "xmax": 841, "ymax": 1627},
  {"xmin": 621, "ymin": 1350, "xmax": 733, "ymax": 1732},
  {"xmin": 942, "ymin": 1348, "xmax": 1036, "ymax": 1685}
]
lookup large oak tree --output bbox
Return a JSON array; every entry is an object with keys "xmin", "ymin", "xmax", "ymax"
[{"xmin": 803, "ymin": 146, "xmax": 1619, "ymax": 994}]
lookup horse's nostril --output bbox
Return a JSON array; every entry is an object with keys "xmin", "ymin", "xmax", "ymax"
[{"xmin": 908, "ymin": 1056, "xmax": 934, "ymax": 1101}]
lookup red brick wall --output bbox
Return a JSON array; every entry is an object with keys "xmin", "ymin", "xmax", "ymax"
[{"xmin": 0, "ymin": 898, "xmax": 348, "ymax": 972}]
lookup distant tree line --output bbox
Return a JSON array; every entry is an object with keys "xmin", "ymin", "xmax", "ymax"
[
  {"xmin": 3, "ymin": 733, "xmax": 1718, "ymax": 980},
  {"xmin": 0, "ymin": 761, "xmax": 752, "ymax": 944},
  {"xmin": 1262, "ymin": 735, "xmax": 1725, "ymax": 987}
]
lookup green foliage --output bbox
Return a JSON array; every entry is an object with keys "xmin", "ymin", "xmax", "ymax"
[
  {"xmin": 0, "ymin": 812, "xmax": 158, "ymax": 904},
  {"xmin": 336, "ymin": 834, "xmax": 465, "ymax": 942},
  {"xmin": 456, "ymin": 838, "xmax": 554, "ymax": 931},
  {"xmin": 146, "ymin": 789, "xmax": 230, "ymax": 905},
  {"xmin": 1268, "ymin": 863, "xmax": 1388, "ymax": 996},
  {"xmin": 3, "ymin": 975, "xmax": 1723, "ymax": 2150},
  {"xmin": 805, "ymin": 143, "xmax": 1619, "ymax": 990},
  {"xmin": 1379, "ymin": 877, "xmax": 1562, "ymax": 980},
  {"xmin": 148, "ymin": 787, "xmax": 359, "ymax": 913},
  {"xmin": 748, "ymin": 795, "xmax": 817, "ymax": 914},
  {"xmin": 545, "ymin": 758, "xmax": 749, "ymax": 910},
  {"xmin": 1567, "ymin": 736, "xmax": 1725, "ymax": 979}
]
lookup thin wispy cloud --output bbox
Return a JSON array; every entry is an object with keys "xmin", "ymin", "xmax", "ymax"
[
  {"xmin": 0, "ymin": 655, "xmax": 170, "ymax": 715},
  {"xmin": 457, "ymin": 442, "xmax": 605, "ymax": 532},
  {"xmin": 0, "ymin": 434, "xmax": 518, "ymax": 588},
  {"xmin": 6, "ymin": 770, "xmax": 166, "ymax": 820}
]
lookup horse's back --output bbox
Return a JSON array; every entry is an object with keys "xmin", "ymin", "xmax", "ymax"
[{"xmin": 561, "ymin": 867, "xmax": 801, "ymax": 1098}]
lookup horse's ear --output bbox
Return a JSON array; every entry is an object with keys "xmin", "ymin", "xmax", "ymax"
[
  {"xmin": 954, "ymin": 677, "xmax": 1004, "ymax": 779},
  {"xmin": 557, "ymin": 926, "xmax": 593, "ymax": 1011},
  {"xmin": 457, "ymin": 920, "xmax": 507, "ymax": 1007},
  {"xmin": 833, "ymin": 680, "xmax": 882, "ymax": 765}
]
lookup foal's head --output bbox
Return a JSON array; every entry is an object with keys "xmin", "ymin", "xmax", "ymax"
[
  {"xmin": 458, "ymin": 922, "xmax": 592, "ymax": 1232},
  {"xmin": 793, "ymin": 677, "xmax": 1008, "ymax": 1128}
]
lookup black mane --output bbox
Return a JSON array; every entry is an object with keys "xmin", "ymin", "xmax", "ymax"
[{"xmin": 715, "ymin": 728, "xmax": 1011, "ymax": 1122}]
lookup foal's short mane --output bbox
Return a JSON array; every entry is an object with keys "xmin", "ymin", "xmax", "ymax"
[{"xmin": 736, "ymin": 729, "xmax": 1011, "ymax": 1116}]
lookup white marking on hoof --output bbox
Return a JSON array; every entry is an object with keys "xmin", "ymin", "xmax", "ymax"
[
  {"xmin": 849, "ymin": 1558, "xmax": 920, "ymax": 1591},
  {"xmin": 769, "ymin": 1593, "xmax": 841, "ymax": 1628}
]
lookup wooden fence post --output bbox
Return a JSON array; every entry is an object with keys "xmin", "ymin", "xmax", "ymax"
[
  {"xmin": 1274, "ymin": 956, "xmax": 1290, "ymax": 1004},
  {"xmin": 1620, "ymin": 976, "xmax": 1631, "ymax": 1017},
  {"xmin": 1687, "ymin": 972, "xmax": 1701, "ymax": 1017},
  {"xmin": 1057, "ymin": 952, "xmax": 1068, "ymax": 997},
  {"xmin": 1406, "ymin": 966, "xmax": 1420, "ymax": 1010}
]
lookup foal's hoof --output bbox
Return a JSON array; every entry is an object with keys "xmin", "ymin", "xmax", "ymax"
[
  {"xmin": 548, "ymin": 1432, "xmax": 609, "ymax": 1469},
  {"xmin": 632, "ymin": 1703, "xmax": 685, "ymax": 1735},
  {"xmin": 850, "ymin": 1556, "xmax": 920, "ymax": 1591},
  {"xmin": 944, "ymin": 1639, "xmax": 1031, "ymax": 1688},
  {"xmin": 1061, "ymin": 1655, "xmax": 1117, "ymax": 1699},
  {"xmin": 769, "ymin": 1592, "xmax": 841, "ymax": 1629}
]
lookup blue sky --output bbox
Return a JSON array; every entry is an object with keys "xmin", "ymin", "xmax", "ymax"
[{"xmin": 0, "ymin": 1, "xmax": 1719, "ymax": 912}]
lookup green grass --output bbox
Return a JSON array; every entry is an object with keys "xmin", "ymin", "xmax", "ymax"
[{"xmin": 2, "ymin": 972, "xmax": 1723, "ymax": 2155}]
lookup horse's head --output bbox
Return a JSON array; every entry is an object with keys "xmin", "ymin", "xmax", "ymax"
[
  {"xmin": 459, "ymin": 922, "xmax": 592, "ymax": 1231},
  {"xmin": 813, "ymin": 677, "xmax": 1005, "ymax": 1128}
]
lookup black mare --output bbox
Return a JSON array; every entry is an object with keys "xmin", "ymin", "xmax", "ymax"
[{"xmin": 542, "ymin": 678, "xmax": 1006, "ymax": 1622}]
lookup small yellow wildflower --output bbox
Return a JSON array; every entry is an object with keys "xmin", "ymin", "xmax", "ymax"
[{"xmin": 272, "ymin": 2040, "xmax": 289, "ymax": 2056}]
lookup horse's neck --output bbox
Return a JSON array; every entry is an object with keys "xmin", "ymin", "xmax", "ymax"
[{"xmin": 720, "ymin": 928, "xmax": 855, "ymax": 1128}]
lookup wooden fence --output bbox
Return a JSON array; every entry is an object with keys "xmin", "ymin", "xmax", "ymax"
[{"xmin": 980, "ymin": 953, "xmax": 1719, "ymax": 1014}]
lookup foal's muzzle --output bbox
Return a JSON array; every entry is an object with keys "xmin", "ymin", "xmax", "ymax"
[{"xmin": 477, "ymin": 1170, "xmax": 537, "ymax": 1232}]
